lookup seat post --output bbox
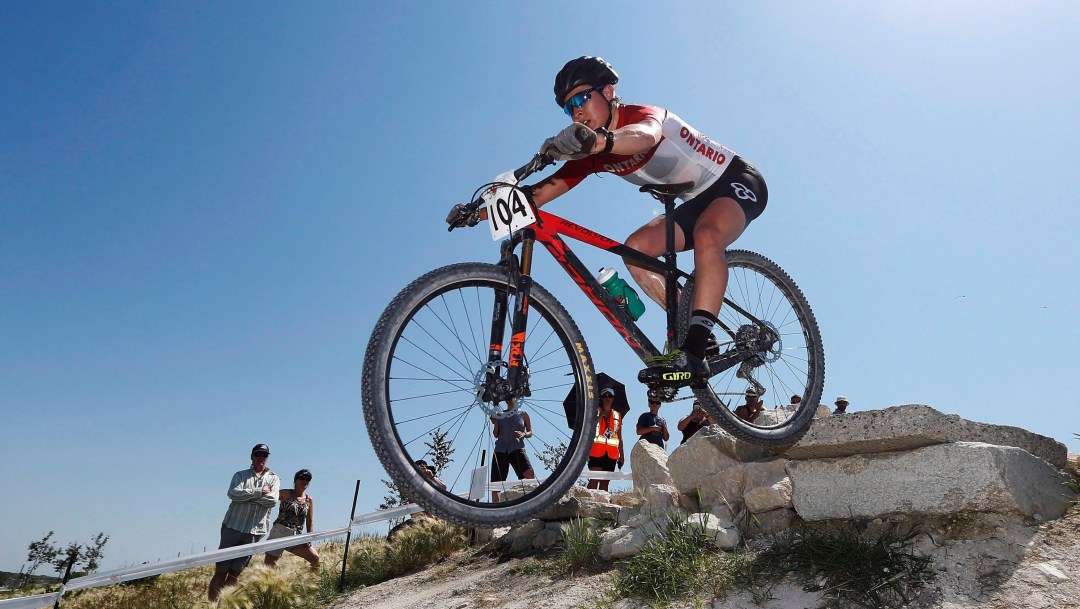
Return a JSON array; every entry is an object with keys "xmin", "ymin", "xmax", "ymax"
[{"xmin": 662, "ymin": 194, "xmax": 679, "ymax": 348}]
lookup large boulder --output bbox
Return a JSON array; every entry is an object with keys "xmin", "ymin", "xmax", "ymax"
[
  {"xmin": 631, "ymin": 439, "xmax": 674, "ymax": 487},
  {"xmin": 668, "ymin": 427, "xmax": 752, "ymax": 510},
  {"xmin": 789, "ymin": 442, "xmax": 1075, "ymax": 522},
  {"xmin": 782, "ymin": 404, "xmax": 1067, "ymax": 467}
]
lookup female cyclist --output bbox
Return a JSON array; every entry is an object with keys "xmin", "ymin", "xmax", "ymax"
[{"xmin": 530, "ymin": 56, "xmax": 769, "ymax": 381}]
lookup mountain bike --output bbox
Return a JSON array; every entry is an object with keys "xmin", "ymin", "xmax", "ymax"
[{"xmin": 362, "ymin": 153, "xmax": 824, "ymax": 527}]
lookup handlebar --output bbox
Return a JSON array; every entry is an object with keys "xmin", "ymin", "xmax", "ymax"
[
  {"xmin": 513, "ymin": 153, "xmax": 555, "ymax": 182},
  {"xmin": 446, "ymin": 153, "xmax": 556, "ymax": 231}
]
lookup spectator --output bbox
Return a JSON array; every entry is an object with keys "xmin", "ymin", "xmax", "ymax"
[
  {"xmin": 789, "ymin": 394, "xmax": 802, "ymax": 407},
  {"xmin": 587, "ymin": 387, "xmax": 624, "ymax": 491},
  {"xmin": 209, "ymin": 444, "xmax": 281, "ymax": 601},
  {"xmin": 734, "ymin": 387, "xmax": 765, "ymax": 423},
  {"xmin": 414, "ymin": 459, "xmax": 444, "ymax": 488},
  {"xmin": 490, "ymin": 398, "xmax": 536, "ymax": 500},
  {"xmin": 677, "ymin": 400, "xmax": 715, "ymax": 445},
  {"xmin": 264, "ymin": 469, "xmax": 320, "ymax": 570},
  {"xmin": 387, "ymin": 460, "xmax": 445, "ymax": 541},
  {"xmin": 636, "ymin": 397, "xmax": 670, "ymax": 450},
  {"xmin": 834, "ymin": 396, "xmax": 850, "ymax": 415}
]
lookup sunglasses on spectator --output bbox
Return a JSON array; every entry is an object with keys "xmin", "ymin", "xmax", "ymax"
[
  {"xmin": 253, "ymin": 451, "xmax": 269, "ymax": 457},
  {"xmin": 563, "ymin": 85, "xmax": 604, "ymax": 116}
]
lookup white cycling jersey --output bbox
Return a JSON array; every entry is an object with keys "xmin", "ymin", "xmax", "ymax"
[{"xmin": 551, "ymin": 104, "xmax": 736, "ymax": 200}]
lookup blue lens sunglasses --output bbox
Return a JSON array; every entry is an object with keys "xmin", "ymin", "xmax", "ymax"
[{"xmin": 562, "ymin": 85, "xmax": 605, "ymax": 116}]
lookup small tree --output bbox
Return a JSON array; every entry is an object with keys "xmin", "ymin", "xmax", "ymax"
[
  {"xmin": 535, "ymin": 440, "xmax": 568, "ymax": 472},
  {"xmin": 50, "ymin": 533, "xmax": 109, "ymax": 578},
  {"xmin": 21, "ymin": 531, "xmax": 59, "ymax": 588},
  {"xmin": 379, "ymin": 477, "xmax": 408, "ymax": 511},
  {"xmin": 424, "ymin": 427, "xmax": 455, "ymax": 475}
]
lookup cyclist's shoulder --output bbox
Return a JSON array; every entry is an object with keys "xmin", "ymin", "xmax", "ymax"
[{"xmin": 618, "ymin": 103, "xmax": 667, "ymax": 126}]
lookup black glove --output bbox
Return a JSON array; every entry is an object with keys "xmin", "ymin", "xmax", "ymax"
[
  {"xmin": 540, "ymin": 123, "xmax": 597, "ymax": 161},
  {"xmin": 446, "ymin": 203, "xmax": 479, "ymax": 231}
]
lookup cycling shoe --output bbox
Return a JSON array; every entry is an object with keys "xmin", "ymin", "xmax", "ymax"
[{"xmin": 638, "ymin": 350, "xmax": 709, "ymax": 385}]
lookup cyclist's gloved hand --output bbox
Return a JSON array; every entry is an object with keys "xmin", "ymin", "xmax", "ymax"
[
  {"xmin": 540, "ymin": 123, "xmax": 597, "ymax": 161},
  {"xmin": 446, "ymin": 203, "xmax": 480, "ymax": 231}
]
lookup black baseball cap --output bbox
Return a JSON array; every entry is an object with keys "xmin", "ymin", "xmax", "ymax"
[{"xmin": 251, "ymin": 443, "xmax": 270, "ymax": 455}]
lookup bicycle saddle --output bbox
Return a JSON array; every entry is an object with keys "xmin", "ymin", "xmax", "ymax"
[{"xmin": 639, "ymin": 182, "xmax": 695, "ymax": 198}]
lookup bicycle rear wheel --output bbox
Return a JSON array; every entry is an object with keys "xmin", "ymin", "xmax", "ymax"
[
  {"xmin": 678, "ymin": 250, "xmax": 824, "ymax": 444},
  {"xmin": 362, "ymin": 262, "xmax": 597, "ymax": 527}
]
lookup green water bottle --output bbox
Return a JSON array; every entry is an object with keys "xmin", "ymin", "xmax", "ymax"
[{"xmin": 598, "ymin": 267, "xmax": 646, "ymax": 321}]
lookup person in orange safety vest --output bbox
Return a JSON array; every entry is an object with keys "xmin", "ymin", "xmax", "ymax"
[{"xmin": 587, "ymin": 387, "xmax": 624, "ymax": 491}]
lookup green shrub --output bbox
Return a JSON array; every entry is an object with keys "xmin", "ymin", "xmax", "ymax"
[
  {"xmin": 217, "ymin": 566, "xmax": 313, "ymax": 609},
  {"xmin": 386, "ymin": 519, "xmax": 467, "ymax": 575},
  {"xmin": 557, "ymin": 518, "xmax": 604, "ymax": 574},
  {"xmin": 612, "ymin": 515, "xmax": 728, "ymax": 606},
  {"xmin": 341, "ymin": 536, "xmax": 392, "ymax": 588}
]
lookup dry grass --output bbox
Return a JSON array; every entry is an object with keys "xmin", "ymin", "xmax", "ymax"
[{"xmin": 28, "ymin": 521, "xmax": 466, "ymax": 609}]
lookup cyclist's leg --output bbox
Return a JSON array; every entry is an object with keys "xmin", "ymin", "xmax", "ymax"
[
  {"xmin": 687, "ymin": 197, "xmax": 746, "ymax": 319},
  {"xmin": 673, "ymin": 159, "xmax": 768, "ymax": 359},
  {"xmin": 624, "ymin": 216, "xmax": 688, "ymax": 307}
]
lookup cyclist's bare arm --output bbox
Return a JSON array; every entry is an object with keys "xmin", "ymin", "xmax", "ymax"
[
  {"xmin": 529, "ymin": 175, "xmax": 570, "ymax": 206},
  {"xmin": 589, "ymin": 119, "xmax": 662, "ymax": 155}
]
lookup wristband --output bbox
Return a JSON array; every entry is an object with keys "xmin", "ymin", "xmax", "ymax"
[{"xmin": 596, "ymin": 128, "xmax": 615, "ymax": 154}]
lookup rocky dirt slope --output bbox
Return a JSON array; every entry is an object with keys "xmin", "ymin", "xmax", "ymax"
[{"xmin": 332, "ymin": 507, "xmax": 1079, "ymax": 609}]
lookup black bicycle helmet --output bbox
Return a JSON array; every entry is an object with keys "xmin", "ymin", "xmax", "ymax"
[{"xmin": 554, "ymin": 56, "xmax": 619, "ymax": 107}]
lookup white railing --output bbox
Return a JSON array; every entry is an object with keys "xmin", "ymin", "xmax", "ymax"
[{"xmin": 0, "ymin": 467, "xmax": 632, "ymax": 608}]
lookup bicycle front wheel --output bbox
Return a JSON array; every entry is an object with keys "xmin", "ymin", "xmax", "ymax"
[
  {"xmin": 678, "ymin": 250, "xmax": 824, "ymax": 445},
  {"xmin": 362, "ymin": 262, "xmax": 598, "ymax": 527}
]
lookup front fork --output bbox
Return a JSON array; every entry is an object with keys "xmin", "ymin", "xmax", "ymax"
[{"xmin": 483, "ymin": 229, "xmax": 536, "ymax": 404}]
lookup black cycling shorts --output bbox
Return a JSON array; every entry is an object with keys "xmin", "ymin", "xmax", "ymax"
[
  {"xmin": 670, "ymin": 156, "xmax": 768, "ymax": 250},
  {"xmin": 491, "ymin": 448, "xmax": 533, "ymax": 482},
  {"xmin": 587, "ymin": 454, "xmax": 618, "ymax": 471}
]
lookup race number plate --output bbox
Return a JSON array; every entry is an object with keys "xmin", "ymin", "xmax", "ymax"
[{"xmin": 484, "ymin": 170, "xmax": 537, "ymax": 240}]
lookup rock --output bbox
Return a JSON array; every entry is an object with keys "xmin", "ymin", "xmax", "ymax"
[
  {"xmin": 707, "ymin": 504, "xmax": 736, "ymax": 526},
  {"xmin": 630, "ymin": 440, "xmax": 674, "ymax": 487},
  {"xmin": 742, "ymin": 458, "xmax": 793, "ymax": 514},
  {"xmin": 789, "ymin": 442, "xmax": 1074, "ymax": 521},
  {"xmin": 782, "ymin": 404, "xmax": 1068, "ymax": 467},
  {"xmin": 607, "ymin": 491, "xmax": 642, "ymax": 508},
  {"xmin": 753, "ymin": 407, "xmax": 796, "ymax": 426},
  {"xmin": 1032, "ymin": 562, "xmax": 1068, "ymax": 582},
  {"xmin": 688, "ymin": 512, "xmax": 740, "ymax": 549},
  {"xmin": 537, "ymin": 495, "xmax": 621, "ymax": 521},
  {"xmin": 564, "ymin": 486, "xmax": 611, "ymax": 503},
  {"xmin": 617, "ymin": 502, "xmax": 642, "ymax": 527},
  {"xmin": 500, "ymin": 519, "xmax": 546, "ymax": 555},
  {"xmin": 668, "ymin": 427, "xmax": 749, "ymax": 510},
  {"xmin": 639, "ymin": 485, "xmax": 682, "ymax": 513},
  {"xmin": 814, "ymin": 405, "xmax": 832, "ymax": 418},
  {"xmin": 678, "ymin": 424, "xmax": 772, "ymax": 462},
  {"xmin": 531, "ymin": 524, "xmax": 564, "ymax": 549},
  {"xmin": 598, "ymin": 522, "xmax": 660, "ymax": 560},
  {"xmin": 742, "ymin": 508, "xmax": 800, "ymax": 540},
  {"xmin": 744, "ymin": 478, "xmax": 793, "ymax": 514}
]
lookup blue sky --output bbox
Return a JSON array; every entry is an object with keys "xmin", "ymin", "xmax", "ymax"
[{"xmin": 2, "ymin": 2, "xmax": 1078, "ymax": 572}]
